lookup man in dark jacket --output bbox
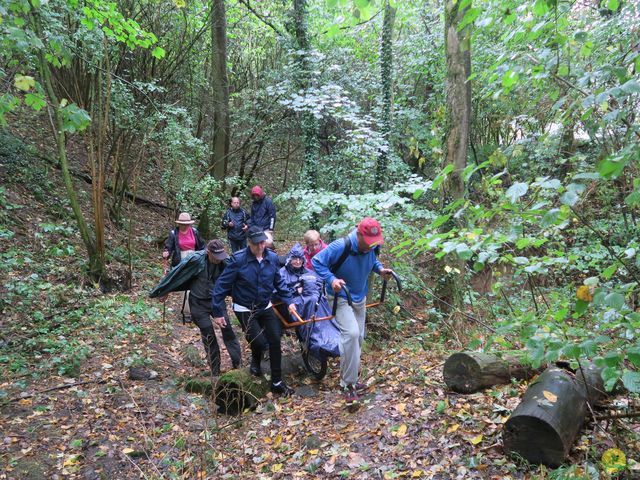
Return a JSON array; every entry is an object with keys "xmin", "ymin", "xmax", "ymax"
[
  {"xmin": 221, "ymin": 197, "xmax": 249, "ymax": 252},
  {"xmin": 150, "ymin": 240, "xmax": 242, "ymax": 376},
  {"xmin": 248, "ymin": 185, "xmax": 276, "ymax": 233},
  {"xmin": 211, "ymin": 227, "xmax": 297, "ymax": 396}
]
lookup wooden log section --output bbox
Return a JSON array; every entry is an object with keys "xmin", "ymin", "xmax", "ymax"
[
  {"xmin": 502, "ymin": 365, "xmax": 606, "ymax": 467},
  {"xmin": 184, "ymin": 352, "xmax": 307, "ymax": 415},
  {"xmin": 443, "ymin": 352, "xmax": 541, "ymax": 393}
]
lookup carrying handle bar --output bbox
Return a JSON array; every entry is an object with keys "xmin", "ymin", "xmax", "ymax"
[
  {"xmin": 331, "ymin": 285, "xmax": 353, "ymax": 316},
  {"xmin": 379, "ymin": 271, "xmax": 403, "ymax": 304}
]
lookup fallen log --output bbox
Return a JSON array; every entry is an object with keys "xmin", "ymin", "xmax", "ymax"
[
  {"xmin": 502, "ymin": 364, "xmax": 606, "ymax": 467},
  {"xmin": 443, "ymin": 351, "xmax": 541, "ymax": 393}
]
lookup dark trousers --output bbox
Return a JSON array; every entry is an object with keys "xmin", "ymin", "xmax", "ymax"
[
  {"xmin": 234, "ymin": 308, "xmax": 283, "ymax": 382},
  {"xmin": 192, "ymin": 308, "xmax": 242, "ymax": 375},
  {"xmin": 228, "ymin": 238, "xmax": 247, "ymax": 253}
]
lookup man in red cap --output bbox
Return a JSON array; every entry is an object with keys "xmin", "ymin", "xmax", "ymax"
[
  {"xmin": 312, "ymin": 217, "xmax": 393, "ymax": 407},
  {"xmin": 248, "ymin": 185, "xmax": 276, "ymax": 234}
]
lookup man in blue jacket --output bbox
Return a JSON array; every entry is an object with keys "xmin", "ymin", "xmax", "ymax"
[
  {"xmin": 312, "ymin": 217, "xmax": 393, "ymax": 405},
  {"xmin": 211, "ymin": 226, "xmax": 297, "ymax": 396},
  {"xmin": 248, "ymin": 185, "xmax": 276, "ymax": 233},
  {"xmin": 221, "ymin": 196, "xmax": 249, "ymax": 252}
]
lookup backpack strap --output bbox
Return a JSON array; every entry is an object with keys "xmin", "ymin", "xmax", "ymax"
[{"xmin": 329, "ymin": 237, "xmax": 351, "ymax": 274}]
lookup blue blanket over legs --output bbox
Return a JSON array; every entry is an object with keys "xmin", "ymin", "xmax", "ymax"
[{"xmin": 274, "ymin": 259, "xmax": 340, "ymax": 359}]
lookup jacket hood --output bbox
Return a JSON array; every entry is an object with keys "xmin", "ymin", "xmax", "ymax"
[
  {"xmin": 251, "ymin": 185, "xmax": 265, "ymax": 198},
  {"xmin": 285, "ymin": 243, "xmax": 306, "ymax": 273}
]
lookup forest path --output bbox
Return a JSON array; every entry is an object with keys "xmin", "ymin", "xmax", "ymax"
[{"xmin": 1, "ymin": 294, "xmax": 534, "ymax": 479}]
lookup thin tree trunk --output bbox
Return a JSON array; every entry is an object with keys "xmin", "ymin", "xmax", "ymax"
[
  {"xmin": 201, "ymin": 0, "xmax": 231, "ymax": 239},
  {"xmin": 292, "ymin": 0, "xmax": 320, "ymax": 227},
  {"xmin": 375, "ymin": 0, "xmax": 396, "ymax": 191},
  {"xmin": 436, "ymin": 0, "xmax": 472, "ymax": 317},
  {"xmin": 31, "ymin": 9, "xmax": 102, "ymax": 280}
]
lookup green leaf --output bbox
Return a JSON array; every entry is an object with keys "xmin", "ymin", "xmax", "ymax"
[
  {"xmin": 70, "ymin": 439, "xmax": 83, "ymax": 448},
  {"xmin": 601, "ymin": 366, "xmax": 621, "ymax": 391},
  {"xmin": 505, "ymin": 182, "xmax": 528, "ymax": 203},
  {"xmin": 560, "ymin": 190, "xmax": 579, "ymax": 207},
  {"xmin": 604, "ymin": 292, "xmax": 625, "ymax": 310},
  {"xmin": 579, "ymin": 41, "xmax": 594, "ymax": 58},
  {"xmin": 14, "ymin": 74, "xmax": 35, "ymax": 92},
  {"xmin": 562, "ymin": 344, "xmax": 581, "ymax": 358},
  {"xmin": 501, "ymin": 70, "xmax": 520, "ymax": 88},
  {"xmin": 621, "ymin": 370, "xmax": 640, "ymax": 393},
  {"xmin": 620, "ymin": 79, "xmax": 640, "ymax": 94},
  {"xmin": 602, "ymin": 264, "xmax": 618, "ymax": 280},
  {"xmin": 606, "ymin": 0, "xmax": 619, "ymax": 10},
  {"xmin": 151, "ymin": 46, "xmax": 165, "ymax": 59},
  {"xmin": 603, "ymin": 351, "xmax": 622, "ymax": 367},
  {"xmin": 627, "ymin": 348, "xmax": 640, "ymax": 368},
  {"xmin": 625, "ymin": 190, "xmax": 640, "ymax": 208},
  {"xmin": 431, "ymin": 214, "xmax": 451, "ymax": 229},
  {"xmin": 574, "ymin": 299, "xmax": 589, "ymax": 316},
  {"xmin": 436, "ymin": 400, "xmax": 447, "ymax": 413},
  {"xmin": 431, "ymin": 164, "xmax": 454, "ymax": 190},
  {"xmin": 24, "ymin": 92, "xmax": 46, "ymax": 111},
  {"xmin": 459, "ymin": 7, "xmax": 481, "ymax": 30},
  {"xmin": 598, "ymin": 158, "xmax": 627, "ymax": 179},
  {"xmin": 532, "ymin": 0, "xmax": 549, "ymax": 15},
  {"xmin": 60, "ymin": 103, "xmax": 91, "ymax": 133}
]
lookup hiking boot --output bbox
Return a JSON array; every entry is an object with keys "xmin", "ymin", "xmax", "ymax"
[
  {"xmin": 343, "ymin": 385, "xmax": 359, "ymax": 404},
  {"xmin": 271, "ymin": 381, "xmax": 294, "ymax": 396},
  {"xmin": 354, "ymin": 382, "xmax": 368, "ymax": 392}
]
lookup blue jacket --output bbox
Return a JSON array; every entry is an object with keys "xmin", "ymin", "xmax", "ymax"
[
  {"xmin": 221, "ymin": 207, "xmax": 249, "ymax": 241},
  {"xmin": 249, "ymin": 196, "xmax": 276, "ymax": 231},
  {"xmin": 211, "ymin": 247, "xmax": 293, "ymax": 317},
  {"xmin": 312, "ymin": 230, "xmax": 383, "ymax": 303}
]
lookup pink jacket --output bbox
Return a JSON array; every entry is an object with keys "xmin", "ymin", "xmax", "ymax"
[{"xmin": 304, "ymin": 240, "xmax": 327, "ymax": 271}]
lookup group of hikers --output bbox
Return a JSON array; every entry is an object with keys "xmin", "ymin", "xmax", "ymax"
[{"xmin": 150, "ymin": 185, "xmax": 392, "ymax": 405}]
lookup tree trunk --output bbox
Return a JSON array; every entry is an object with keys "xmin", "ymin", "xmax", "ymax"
[
  {"xmin": 210, "ymin": 0, "xmax": 230, "ymax": 182},
  {"xmin": 375, "ymin": 0, "xmax": 396, "ymax": 191},
  {"xmin": 31, "ymin": 10, "xmax": 102, "ymax": 281},
  {"xmin": 502, "ymin": 365, "xmax": 607, "ymax": 467},
  {"xmin": 443, "ymin": 352, "xmax": 542, "ymax": 393},
  {"xmin": 292, "ymin": 0, "xmax": 320, "ymax": 226},
  {"xmin": 201, "ymin": 0, "xmax": 230, "ymax": 239},
  {"xmin": 436, "ymin": 0, "xmax": 472, "ymax": 318}
]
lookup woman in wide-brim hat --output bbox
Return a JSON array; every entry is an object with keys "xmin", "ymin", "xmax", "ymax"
[{"xmin": 162, "ymin": 212, "xmax": 206, "ymax": 321}]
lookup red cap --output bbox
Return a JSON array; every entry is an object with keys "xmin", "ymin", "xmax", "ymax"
[
  {"xmin": 251, "ymin": 185, "xmax": 264, "ymax": 197},
  {"xmin": 357, "ymin": 217, "xmax": 384, "ymax": 247}
]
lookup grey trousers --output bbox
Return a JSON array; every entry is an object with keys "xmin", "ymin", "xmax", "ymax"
[{"xmin": 332, "ymin": 296, "xmax": 367, "ymax": 388}]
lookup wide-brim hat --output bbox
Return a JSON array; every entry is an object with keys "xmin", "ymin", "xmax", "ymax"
[
  {"xmin": 357, "ymin": 217, "xmax": 384, "ymax": 247},
  {"xmin": 176, "ymin": 212, "xmax": 195, "ymax": 225}
]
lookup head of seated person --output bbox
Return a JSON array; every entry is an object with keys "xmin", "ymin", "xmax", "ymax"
[{"xmin": 285, "ymin": 243, "xmax": 306, "ymax": 274}]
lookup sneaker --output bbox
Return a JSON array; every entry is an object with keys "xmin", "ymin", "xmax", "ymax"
[
  {"xmin": 271, "ymin": 381, "xmax": 294, "ymax": 396},
  {"xmin": 249, "ymin": 364, "xmax": 262, "ymax": 377},
  {"xmin": 343, "ymin": 385, "xmax": 359, "ymax": 404}
]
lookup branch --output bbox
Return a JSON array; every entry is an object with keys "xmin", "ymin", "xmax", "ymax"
[
  {"xmin": 236, "ymin": 0, "xmax": 286, "ymax": 38},
  {"xmin": 8, "ymin": 379, "xmax": 105, "ymax": 402},
  {"xmin": 317, "ymin": 9, "xmax": 383, "ymax": 36}
]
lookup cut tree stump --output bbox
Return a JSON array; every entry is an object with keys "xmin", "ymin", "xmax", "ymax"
[
  {"xmin": 443, "ymin": 351, "xmax": 541, "ymax": 393},
  {"xmin": 183, "ymin": 352, "xmax": 307, "ymax": 415},
  {"xmin": 502, "ymin": 364, "xmax": 606, "ymax": 467},
  {"xmin": 215, "ymin": 369, "xmax": 269, "ymax": 415}
]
